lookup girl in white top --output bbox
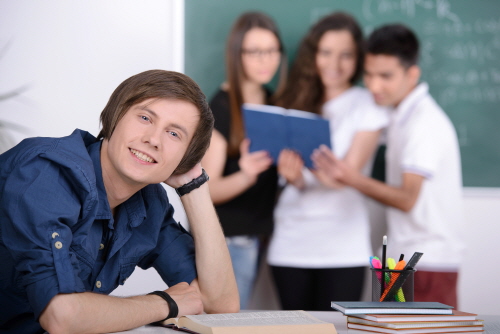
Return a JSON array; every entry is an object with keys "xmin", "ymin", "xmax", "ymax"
[{"xmin": 267, "ymin": 12, "xmax": 388, "ymax": 311}]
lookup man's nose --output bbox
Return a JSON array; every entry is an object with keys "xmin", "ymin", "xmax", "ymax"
[{"xmin": 143, "ymin": 126, "xmax": 161, "ymax": 149}]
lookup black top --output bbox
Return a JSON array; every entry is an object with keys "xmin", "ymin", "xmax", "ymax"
[{"xmin": 209, "ymin": 89, "xmax": 278, "ymax": 237}]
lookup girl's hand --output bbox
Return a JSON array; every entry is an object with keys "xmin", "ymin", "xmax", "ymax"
[{"xmin": 238, "ymin": 139, "xmax": 273, "ymax": 184}]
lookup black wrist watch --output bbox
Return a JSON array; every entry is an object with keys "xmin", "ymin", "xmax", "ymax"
[{"xmin": 175, "ymin": 168, "xmax": 209, "ymax": 197}]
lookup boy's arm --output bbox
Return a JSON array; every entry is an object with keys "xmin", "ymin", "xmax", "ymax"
[
  {"xmin": 167, "ymin": 164, "xmax": 240, "ymax": 314},
  {"xmin": 39, "ymin": 289, "xmax": 195, "ymax": 334},
  {"xmin": 344, "ymin": 171, "xmax": 424, "ymax": 212},
  {"xmin": 312, "ymin": 145, "xmax": 424, "ymax": 212}
]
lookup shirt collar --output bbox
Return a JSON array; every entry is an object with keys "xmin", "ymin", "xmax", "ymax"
[
  {"xmin": 87, "ymin": 139, "xmax": 147, "ymax": 229},
  {"xmin": 393, "ymin": 82, "xmax": 429, "ymax": 125},
  {"xmin": 87, "ymin": 140, "xmax": 113, "ymax": 222}
]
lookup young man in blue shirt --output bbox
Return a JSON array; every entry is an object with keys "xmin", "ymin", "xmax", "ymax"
[{"xmin": 0, "ymin": 70, "xmax": 239, "ymax": 333}]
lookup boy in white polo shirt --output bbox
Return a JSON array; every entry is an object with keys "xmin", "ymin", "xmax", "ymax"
[{"xmin": 312, "ymin": 24, "xmax": 464, "ymax": 307}]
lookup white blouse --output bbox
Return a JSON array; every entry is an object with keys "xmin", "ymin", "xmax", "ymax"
[{"xmin": 268, "ymin": 86, "xmax": 389, "ymax": 268}]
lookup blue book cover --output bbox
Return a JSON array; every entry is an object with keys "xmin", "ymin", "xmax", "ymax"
[{"xmin": 242, "ymin": 104, "xmax": 331, "ymax": 168}]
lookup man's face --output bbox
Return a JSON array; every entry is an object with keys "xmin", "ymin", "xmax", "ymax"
[
  {"xmin": 363, "ymin": 54, "xmax": 420, "ymax": 107},
  {"xmin": 101, "ymin": 98, "xmax": 199, "ymax": 188}
]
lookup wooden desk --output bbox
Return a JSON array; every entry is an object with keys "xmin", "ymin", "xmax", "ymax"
[{"xmin": 112, "ymin": 311, "xmax": 500, "ymax": 333}]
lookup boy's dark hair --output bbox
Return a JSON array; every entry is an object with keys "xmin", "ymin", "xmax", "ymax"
[
  {"xmin": 98, "ymin": 70, "xmax": 214, "ymax": 176},
  {"xmin": 366, "ymin": 24, "xmax": 420, "ymax": 68}
]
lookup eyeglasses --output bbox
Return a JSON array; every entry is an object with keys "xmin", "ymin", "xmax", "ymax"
[{"xmin": 241, "ymin": 48, "xmax": 281, "ymax": 59}]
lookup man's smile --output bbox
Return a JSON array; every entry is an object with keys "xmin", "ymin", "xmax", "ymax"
[{"xmin": 129, "ymin": 148, "xmax": 157, "ymax": 163}]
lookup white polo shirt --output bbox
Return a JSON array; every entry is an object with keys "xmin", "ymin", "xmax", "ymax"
[
  {"xmin": 386, "ymin": 83, "xmax": 465, "ymax": 271},
  {"xmin": 268, "ymin": 86, "xmax": 388, "ymax": 268}
]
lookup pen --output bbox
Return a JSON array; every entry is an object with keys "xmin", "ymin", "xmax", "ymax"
[{"xmin": 381, "ymin": 235, "xmax": 387, "ymax": 297}]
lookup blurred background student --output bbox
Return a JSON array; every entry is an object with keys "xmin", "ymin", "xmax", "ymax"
[
  {"xmin": 267, "ymin": 12, "xmax": 388, "ymax": 310},
  {"xmin": 201, "ymin": 12, "xmax": 287, "ymax": 309}
]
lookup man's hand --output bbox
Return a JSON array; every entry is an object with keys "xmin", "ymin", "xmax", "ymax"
[
  {"xmin": 238, "ymin": 139, "xmax": 273, "ymax": 185},
  {"xmin": 165, "ymin": 281, "xmax": 203, "ymax": 317},
  {"xmin": 164, "ymin": 163, "xmax": 204, "ymax": 189},
  {"xmin": 277, "ymin": 149, "xmax": 305, "ymax": 189}
]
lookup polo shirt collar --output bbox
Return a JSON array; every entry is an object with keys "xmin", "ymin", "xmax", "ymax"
[{"xmin": 394, "ymin": 82, "xmax": 429, "ymax": 125}]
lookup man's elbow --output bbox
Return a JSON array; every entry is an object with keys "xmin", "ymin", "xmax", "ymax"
[
  {"xmin": 398, "ymin": 197, "xmax": 417, "ymax": 212},
  {"xmin": 204, "ymin": 293, "xmax": 240, "ymax": 314},
  {"xmin": 39, "ymin": 294, "xmax": 79, "ymax": 334}
]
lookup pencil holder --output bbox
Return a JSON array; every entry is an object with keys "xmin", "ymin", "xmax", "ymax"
[{"xmin": 371, "ymin": 268, "xmax": 415, "ymax": 302}]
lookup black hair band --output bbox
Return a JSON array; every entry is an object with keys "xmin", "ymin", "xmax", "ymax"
[{"xmin": 148, "ymin": 290, "xmax": 179, "ymax": 322}]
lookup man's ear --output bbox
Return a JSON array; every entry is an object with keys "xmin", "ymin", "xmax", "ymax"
[{"xmin": 408, "ymin": 65, "xmax": 421, "ymax": 86}]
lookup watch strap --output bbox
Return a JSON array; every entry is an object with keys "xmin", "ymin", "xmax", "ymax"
[{"xmin": 175, "ymin": 168, "xmax": 209, "ymax": 197}]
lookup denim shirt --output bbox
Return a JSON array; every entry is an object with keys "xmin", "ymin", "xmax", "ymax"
[{"xmin": 0, "ymin": 129, "xmax": 197, "ymax": 333}]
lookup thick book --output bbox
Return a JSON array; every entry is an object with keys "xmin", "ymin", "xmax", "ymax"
[
  {"xmin": 347, "ymin": 322, "xmax": 484, "ymax": 334},
  {"xmin": 330, "ymin": 302, "xmax": 453, "ymax": 315},
  {"xmin": 347, "ymin": 316, "xmax": 484, "ymax": 329},
  {"xmin": 242, "ymin": 103, "xmax": 331, "ymax": 168},
  {"xmin": 159, "ymin": 310, "xmax": 337, "ymax": 334}
]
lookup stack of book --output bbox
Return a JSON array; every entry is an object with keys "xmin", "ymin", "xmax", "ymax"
[{"xmin": 331, "ymin": 302, "xmax": 484, "ymax": 333}]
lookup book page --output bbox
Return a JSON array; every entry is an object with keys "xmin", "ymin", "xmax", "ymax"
[
  {"xmin": 286, "ymin": 109, "xmax": 322, "ymax": 119},
  {"xmin": 183, "ymin": 311, "xmax": 327, "ymax": 327},
  {"xmin": 242, "ymin": 103, "xmax": 285, "ymax": 115},
  {"xmin": 163, "ymin": 317, "xmax": 179, "ymax": 325}
]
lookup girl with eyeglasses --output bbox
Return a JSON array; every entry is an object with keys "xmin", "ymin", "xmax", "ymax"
[{"xmin": 201, "ymin": 11, "xmax": 287, "ymax": 309}]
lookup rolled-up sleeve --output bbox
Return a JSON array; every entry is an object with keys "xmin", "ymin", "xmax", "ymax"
[{"xmin": 1, "ymin": 157, "xmax": 87, "ymax": 318}]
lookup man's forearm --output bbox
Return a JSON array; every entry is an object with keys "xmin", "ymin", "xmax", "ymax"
[
  {"xmin": 348, "ymin": 173, "xmax": 417, "ymax": 212},
  {"xmin": 181, "ymin": 183, "xmax": 240, "ymax": 313},
  {"xmin": 40, "ymin": 292, "xmax": 167, "ymax": 334}
]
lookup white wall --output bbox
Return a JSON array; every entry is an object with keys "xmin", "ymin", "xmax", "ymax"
[
  {"xmin": 1, "ymin": 0, "xmax": 499, "ymax": 316},
  {"xmin": 0, "ymin": 0, "xmax": 185, "ymax": 297}
]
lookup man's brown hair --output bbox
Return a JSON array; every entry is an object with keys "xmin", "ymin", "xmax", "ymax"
[{"xmin": 97, "ymin": 70, "xmax": 214, "ymax": 175}]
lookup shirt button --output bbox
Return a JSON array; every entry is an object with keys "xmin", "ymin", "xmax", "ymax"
[
  {"xmin": 54, "ymin": 241, "xmax": 63, "ymax": 249},
  {"xmin": 52, "ymin": 232, "xmax": 59, "ymax": 239},
  {"xmin": 99, "ymin": 243, "xmax": 105, "ymax": 250},
  {"xmin": 96, "ymin": 281, "xmax": 102, "ymax": 289}
]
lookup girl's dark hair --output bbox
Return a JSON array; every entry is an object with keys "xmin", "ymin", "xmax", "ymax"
[
  {"xmin": 366, "ymin": 23, "xmax": 419, "ymax": 68},
  {"xmin": 98, "ymin": 70, "xmax": 214, "ymax": 175},
  {"xmin": 274, "ymin": 12, "xmax": 363, "ymax": 115},
  {"xmin": 225, "ymin": 11, "xmax": 287, "ymax": 157}
]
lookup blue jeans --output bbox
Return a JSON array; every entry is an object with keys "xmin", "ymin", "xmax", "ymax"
[{"xmin": 226, "ymin": 235, "xmax": 260, "ymax": 309}]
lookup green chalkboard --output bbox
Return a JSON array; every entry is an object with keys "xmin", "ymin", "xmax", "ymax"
[{"xmin": 185, "ymin": 0, "xmax": 500, "ymax": 188}]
